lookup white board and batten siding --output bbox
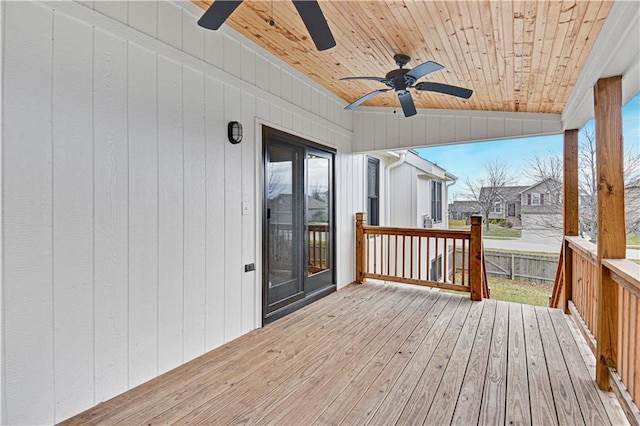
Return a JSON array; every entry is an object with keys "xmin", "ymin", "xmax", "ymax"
[{"xmin": 0, "ymin": 1, "xmax": 359, "ymax": 424}]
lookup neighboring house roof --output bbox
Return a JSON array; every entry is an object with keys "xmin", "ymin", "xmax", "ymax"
[
  {"xmin": 479, "ymin": 185, "xmax": 528, "ymax": 203},
  {"xmin": 518, "ymin": 177, "xmax": 562, "ymax": 194},
  {"xmin": 449, "ymin": 200, "xmax": 481, "ymax": 213},
  {"xmin": 308, "ymin": 197, "xmax": 326, "ymax": 210}
]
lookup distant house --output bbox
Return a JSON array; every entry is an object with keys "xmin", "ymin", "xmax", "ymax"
[
  {"xmin": 519, "ymin": 177, "xmax": 563, "ymax": 240},
  {"xmin": 448, "ymin": 200, "xmax": 481, "ymax": 220},
  {"xmin": 481, "ymin": 185, "xmax": 528, "ymax": 223},
  {"xmin": 269, "ymin": 193, "xmax": 329, "ymax": 225},
  {"xmin": 452, "ymin": 177, "xmax": 563, "ymax": 238}
]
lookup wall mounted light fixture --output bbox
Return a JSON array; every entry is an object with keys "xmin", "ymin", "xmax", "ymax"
[{"xmin": 228, "ymin": 121, "xmax": 243, "ymax": 144}]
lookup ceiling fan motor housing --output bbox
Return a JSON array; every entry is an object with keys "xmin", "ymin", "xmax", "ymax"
[{"xmin": 385, "ymin": 69, "xmax": 411, "ymax": 90}]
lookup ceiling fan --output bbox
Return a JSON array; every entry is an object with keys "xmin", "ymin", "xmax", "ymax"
[
  {"xmin": 197, "ymin": 0, "xmax": 336, "ymax": 51},
  {"xmin": 341, "ymin": 54, "xmax": 473, "ymax": 117}
]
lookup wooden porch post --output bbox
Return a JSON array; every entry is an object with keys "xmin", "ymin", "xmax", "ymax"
[
  {"xmin": 469, "ymin": 215, "xmax": 483, "ymax": 301},
  {"xmin": 563, "ymin": 129, "xmax": 579, "ymax": 313},
  {"xmin": 355, "ymin": 213, "xmax": 367, "ymax": 283},
  {"xmin": 594, "ymin": 76, "xmax": 626, "ymax": 390}
]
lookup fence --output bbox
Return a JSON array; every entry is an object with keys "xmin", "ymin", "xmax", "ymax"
[{"xmin": 481, "ymin": 250, "xmax": 558, "ymax": 284}]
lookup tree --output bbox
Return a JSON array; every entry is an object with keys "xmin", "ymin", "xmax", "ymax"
[
  {"xmin": 464, "ymin": 160, "xmax": 512, "ymax": 230},
  {"xmin": 525, "ymin": 127, "xmax": 640, "ymax": 241}
]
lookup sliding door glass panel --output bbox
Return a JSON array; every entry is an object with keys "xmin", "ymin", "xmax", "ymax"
[{"xmin": 265, "ymin": 141, "xmax": 304, "ymax": 311}]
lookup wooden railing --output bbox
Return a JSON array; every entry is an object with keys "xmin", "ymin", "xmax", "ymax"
[
  {"xmin": 355, "ymin": 213, "xmax": 487, "ymax": 300},
  {"xmin": 605, "ymin": 258, "xmax": 640, "ymax": 421},
  {"xmin": 308, "ymin": 223, "xmax": 329, "ymax": 273},
  {"xmin": 551, "ymin": 237, "xmax": 640, "ymax": 422}
]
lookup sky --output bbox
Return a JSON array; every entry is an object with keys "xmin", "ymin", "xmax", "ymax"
[{"xmin": 415, "ymin": 92, "xmax": 640, "ymax": 199}]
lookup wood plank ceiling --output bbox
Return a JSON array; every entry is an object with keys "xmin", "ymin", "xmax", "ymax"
[{"xmin": 193, "ymin": 1, "xmax": 613, "ymax": 114}]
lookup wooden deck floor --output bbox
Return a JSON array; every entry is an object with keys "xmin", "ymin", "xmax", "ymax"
[{"xmin": 64, "ymin": 282, "xmax": 626, "ymax": 425}]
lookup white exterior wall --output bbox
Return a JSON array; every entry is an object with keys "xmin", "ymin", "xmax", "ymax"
[
  {"xmin": 416, "ymin": 177, "xmax": 430, "ymax": 227},
  {"xmin": 388, "ymin": 163, "xmax": 449, "ymax": 230},
  {"xmin": 0, "ymin": 2, "xmax": 361, "ymax": 424},
  {"xmin": 389, "ymin": 163, "xmax": 418, "ymax": 228}
]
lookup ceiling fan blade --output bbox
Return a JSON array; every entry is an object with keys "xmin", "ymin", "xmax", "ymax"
[
  {"xmin": 292, "ymin": 0, "xmax": 336, "ymax": 51},
  {"xmin": 405, "ymin": 61, "xmax": 444, "ymax": 81},
  {"xmin": 198, "ymin": 0, "xmax": 243, "ymax": 30},
  {"xmin": 398, "ymin": 91, "xmax": 417, "ymax": 117},
  {"xmin": 415, "ymin": 82, "xmax": 473, "ymax": 99},
  {"xmin": 345, "ymin": 89, "xmax": 390, "ymax": 110},
  {"xmin": 340, "ymin": 76, "xmax": 388, "ymax": 83}
]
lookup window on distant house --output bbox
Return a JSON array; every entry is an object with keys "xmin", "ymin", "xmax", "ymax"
[
  {"xmin": 431, "ymin": 181, "xmax": 443, "ymax": 223},
  {"xmin": 528, "ymin": 193, "xmax": 543, "ymax": 205},
  {"xmin": 367, "ymin": 157, "xmax": 379, "ymax": 226},
  {"xmin": 493, "ymin": 201, "xmax": 502, "ymax": 213}
]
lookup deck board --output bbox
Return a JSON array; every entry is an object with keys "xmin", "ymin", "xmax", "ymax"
[
  {"xmin": 549, "ymin": 307, "xmax": 611, "ymax": 425},
  {"xmin": 522, "ymin": 304, "xmax": 559, "ymax": 425},
  {"xmin": 62, "ymin": 282, "xmax": 623, "ymax": 426},
  {"xmin": 536, "ymin": 306, "xmax": 585, "ymax": 424},
  {"xmin": 479, "ymin": 300, "xmax": 509, "ymax": 424},
  {"xmin": 505, "ymin": 303, "xmax": 531, "ymax": 424},
  {"xmin": 451, "ymin": 299, "xmax": 496, "ymax": 425}
]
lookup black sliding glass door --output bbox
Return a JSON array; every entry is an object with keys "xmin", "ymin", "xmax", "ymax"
[{"xmin": 263, "ymin": 127, "xmax": 335, "ymax": 324}]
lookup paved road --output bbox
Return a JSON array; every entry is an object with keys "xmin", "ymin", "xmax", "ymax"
[{"xmin": 483, "ymin": 237, "xmax": 640, "ymax": 260}]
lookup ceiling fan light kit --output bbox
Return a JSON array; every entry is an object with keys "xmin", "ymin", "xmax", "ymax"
[
  {"xmin": 198, "ymin": 0, "xmax": 336, "ymax": 51},
  {"xmin": 341, "ymin": 54, "xmax": 473, "ymax": 118}
]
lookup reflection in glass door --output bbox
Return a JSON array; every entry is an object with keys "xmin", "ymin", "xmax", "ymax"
[
  {"xmin": 265, "ymin": 141, "xmax": 305, "ymax": 314},
  {"xmin": 263, "ymin": 127, "xmax": 335, "ymax": 324},
  {"xmin": 306, "ymin": 150, "xmax": 332, "ymax": 293}
]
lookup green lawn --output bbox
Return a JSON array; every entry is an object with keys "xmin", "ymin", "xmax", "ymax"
[
  {"xmin": 450, "ymin": 223, "xmax": 521, "ymax": 239},
  {"xmin": 487, "ymin": 276, "xmax": 552, "ymax": 307},
  {"xmin": 627, "ymin": 233, "xmax": 640, "ymax": 246},
  {"xmin": 450, "ymin": 273, "xmax": 552, "ymax": 306}
]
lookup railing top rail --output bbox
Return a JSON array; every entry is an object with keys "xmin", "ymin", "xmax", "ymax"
[
  {"xmin": 362, "ymin": 225, "xmax": 471, "ymax": 239},
  {"xmin": 602, "ymin": 258, "xmax": 640, "ymax": 296},
  {"xmin": 566, "ymin": 236, "xmax": 598, "ymax": 264}
]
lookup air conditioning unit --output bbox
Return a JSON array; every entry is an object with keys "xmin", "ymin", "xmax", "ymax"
[{"xmin": 423, "ymin": 215, "xmax": 433, "ymax": 229}]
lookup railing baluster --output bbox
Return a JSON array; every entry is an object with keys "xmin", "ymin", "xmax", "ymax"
[
  {"xmin": 462, "ymin": 239, "xmax": 466, "ymax": 286},
  {"xmin": 394, "ymin": 235, "xmax": 398, "ymax": 278},
  {"xmin": 443, "ymin": 238, "xmax": 448, "ymax": 283},
  {"xmin": 426, "ymin": 237, "xmax": 431, "ymax": 281},
  {"xmin": 410, "ymin": 236, "xmax": 414, "ymax": 279},
  {"xmin": 436, "ymin": 238, "xmax": 440, "ymax": 282},
  {"xmin": 452, "ymin": 238, "xmax": 457, "ymax": 284},
  {"xmin": 325, "ymin": 228, "xmax": 329, "ymax": 269},
  {"xmin": 401, "ymin": 235, "xmax": 405, "ymax": 278},
  {"xmin": 373, "ymin": 232, "xmax": 378, "ymax": 274},
  {"xmin": 385, "ymin": 235, "xmax": 391, "ymax": 275},
  {"xmin": 418, "ymin": 236, "xmax": 422, "ymax": 280}
]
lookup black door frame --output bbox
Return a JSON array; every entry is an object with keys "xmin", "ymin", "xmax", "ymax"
[{"xmin": 262, "ymin": 126, "xmax": 336, "ymax": 325}]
